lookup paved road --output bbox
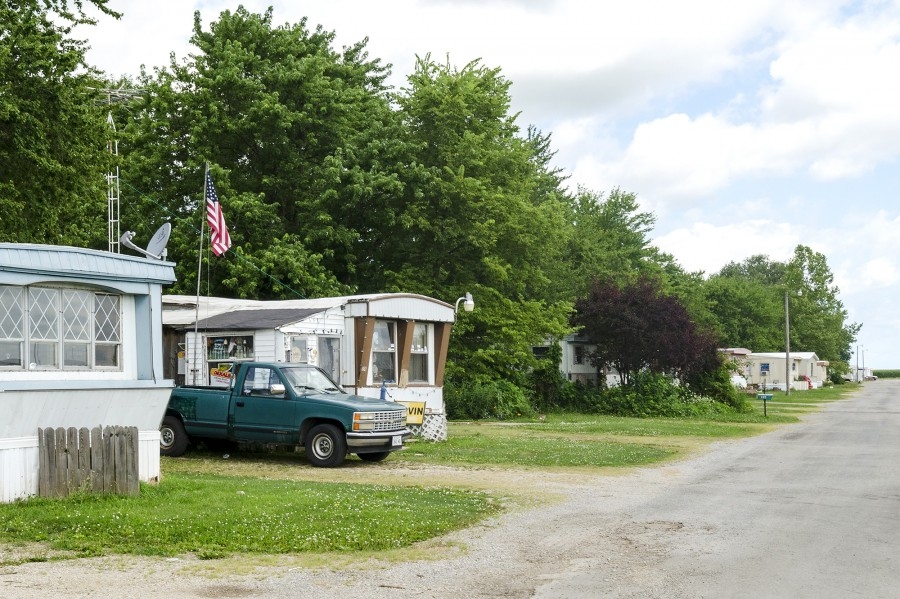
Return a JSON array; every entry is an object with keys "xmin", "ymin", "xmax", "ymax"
[{"xmin": 534, "ymin": 381, "xmax": 900, "ymax": 598}]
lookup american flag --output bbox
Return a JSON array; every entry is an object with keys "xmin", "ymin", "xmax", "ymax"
[{"xmin": 205, "ymin": 172, "xmax": 232, "ymax": 256}]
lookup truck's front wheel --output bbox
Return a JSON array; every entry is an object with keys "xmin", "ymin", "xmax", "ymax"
[
  {"xmin": 160, "ymin": 416, "xmax": 189, "ymax": 457},
  {"xmin": 305, "ymin": 424, "xmax": 347, "ymax": 467}
]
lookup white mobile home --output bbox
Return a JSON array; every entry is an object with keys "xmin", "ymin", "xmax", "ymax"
[
  {"xmin": 162, "ymin": 293, "xmax": 460, "ymax": 440},
  {"xmin": 0, "ymin": 244, "xmax": 176, "ymax": 503},
  {"xmin": 745, "ymin": 351, "xmax": 829, "ymax": 390}
]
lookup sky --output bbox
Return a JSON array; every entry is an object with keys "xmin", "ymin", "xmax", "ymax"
[{"xmin": 81, "ymin": 0, "xmax": 900, "ymax": 368}]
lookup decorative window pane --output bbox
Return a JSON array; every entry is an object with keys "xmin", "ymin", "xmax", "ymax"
[
  {"xmin": 63, "ymin": 290, "xmax": 91, "ymax": 341},
  {"xmin": 0, "ymin": 286, "xmax": 24, "ymax": 338},
  {"xmin": 410, "ymin": 323, "xmax": 429, "ymax": 383},
  {"xmin": 0, "ymin": 286, "xmax": 24, "ymax": 367},
  {"xmin": 94, "ymin": 294, "xmax": 120, "ymax": 369},
  {"xmin": 95, "ymin": 295, "xmax": 120, "ymax": 342},
  {"xmin": 29, "ymin": 288, "xmax": 58, "ymax": 340},
  {"xmin": 63, "ymin": 290, "xmax": 92, "ymax": 367},
  {"xmin": 29, "ymin": 288, "xmax": 58, "ymax": 367}
]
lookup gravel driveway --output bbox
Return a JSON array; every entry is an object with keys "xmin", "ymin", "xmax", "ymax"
[{"xmin": 3, "ymin": 382, "xmax": 898, "ymax": 599}]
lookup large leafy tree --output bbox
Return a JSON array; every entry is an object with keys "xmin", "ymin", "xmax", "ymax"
[
  {"xmin": 118, "ymin": 6, "xmax": 403, "ymax": 298},
  {"xmin": 784, "ymin": 245, "xmax": 859, "ymax": 365},
  {"xmin": 563, "ymin": 187, "xmax": 658, "ymax": 296},
  {"xmin": 390, "ymin": 56, "xmax": 572, "ymax": 383},
  {"xmin": 573, "ymin": 275, "xmax": 721, "ymax": 386},
  {"xmin": 0, "ymin": 0, "xmax": 118, "ymax": 246},
  {"xmin": 701, "ymin": 275, "xmax": 783, "ymax": 350}
]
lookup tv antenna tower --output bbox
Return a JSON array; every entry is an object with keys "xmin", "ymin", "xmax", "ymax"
[{"xmin": 95, "ymin": 86, "xmax": 145, "ymax": 252}]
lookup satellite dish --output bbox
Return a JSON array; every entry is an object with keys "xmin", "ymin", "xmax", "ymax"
[
  {"xmin": 146, "ymin": 222, "xmax": 171, "ymax": 258},
  {"xmin": 120, "ymin": 222, "xmax": 171, "ymax": 260}
]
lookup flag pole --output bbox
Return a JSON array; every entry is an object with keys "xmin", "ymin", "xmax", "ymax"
[{"xmin": 192, "ymin": 163, "xmax": 208, "ymax": 385}]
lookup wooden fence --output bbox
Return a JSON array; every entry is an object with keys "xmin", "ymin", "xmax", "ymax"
[{"xmin": 37, "ymin": 426, "xmax": 140, "ymax": 498}]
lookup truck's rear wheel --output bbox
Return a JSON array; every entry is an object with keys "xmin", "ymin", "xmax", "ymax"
[
  {"xmin": 160, "ymin": 416, "xmax": 189, "ymax": 457},
  {"xmin": 305, "ymin": 424, "xmax": 347, "ymax": 467},
  {"xmin": 357, "ymin": 451, "xmax": 390, "ymax": 462}
]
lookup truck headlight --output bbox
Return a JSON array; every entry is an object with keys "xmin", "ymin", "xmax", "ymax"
[{"xmin": 352, "ymin": 412, "xmax": 375, "ymax": 431}]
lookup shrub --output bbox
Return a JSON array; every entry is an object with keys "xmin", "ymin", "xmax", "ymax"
[
  {"xmin": 684, "ymin": 362, "xmax": 749, "ymax": 411},
  {"xmin": 579, "ymin": 371, "xmax": 750, "ymax": 418},
  {"xmin": 445, "ymin": 379, "xmax": 534, "ymax": 420}
]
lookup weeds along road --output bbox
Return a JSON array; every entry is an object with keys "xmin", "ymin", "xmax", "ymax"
[{"xmin": 4, "ymin": 382, "xmax": 899, "ymax": 599}]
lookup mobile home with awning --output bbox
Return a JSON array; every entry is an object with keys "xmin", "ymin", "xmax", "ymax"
[{"xmin": 161, "ymin": 293, "xmax": 460, "ymax": 440}]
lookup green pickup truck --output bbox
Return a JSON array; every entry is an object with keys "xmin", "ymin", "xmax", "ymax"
[{"xmin": 160, "ymin": 362, "xmax": 410, "ymax": 467}]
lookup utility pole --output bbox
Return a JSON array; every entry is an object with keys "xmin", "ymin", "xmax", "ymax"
[{"xmin": 785, "ymin": 290, "xmax": 791, "ymax": 396}]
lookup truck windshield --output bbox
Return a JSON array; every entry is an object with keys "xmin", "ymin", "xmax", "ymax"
[{"xmin": 281, "ymin": 366, "xmax": 342, "ymax": 393}]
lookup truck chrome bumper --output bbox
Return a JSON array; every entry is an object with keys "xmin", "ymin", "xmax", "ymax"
[{"xmin": 346, "ymin": 428, "xmax": 412, "ymax": 449}]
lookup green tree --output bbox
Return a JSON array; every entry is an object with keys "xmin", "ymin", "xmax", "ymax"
[
  {"xmin": 391, "ymin": 56, "xmax": 573, "ymax": 383},
  {"xmin": 0, "ymin": 0, "xmax": 118, "ymax": 246},
  {"xmin": 784, "ymin": 245, "xmax": 859, "ymax": 365},
  {"xmin": 573, "ymin": 275, "xmax": 722, "ymax": 386},
  {"xmin": 562, "ymin": 187, "xmax": 658, "ymax": 298},
  {"xmin": 702, "ymin": 274, "xmax": 783, "ymax": 350},
  {"xmin": 117, "ymin": 6, "xmax": 401, "ymax": 298},
  {"xmin": 704, "ymin": 247, "xmax": 859, "ymax": 369}
]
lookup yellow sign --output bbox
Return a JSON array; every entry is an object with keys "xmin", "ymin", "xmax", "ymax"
[{"xmin": 398, "ymin": 401, "xmax": 426, "ymax": 425}]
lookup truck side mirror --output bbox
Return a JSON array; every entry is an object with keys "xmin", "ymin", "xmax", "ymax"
[{"xmin": 270, "ymin": 383, "xmax": 286, "ymax": 396}]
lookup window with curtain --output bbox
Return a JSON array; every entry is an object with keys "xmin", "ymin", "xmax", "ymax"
[
  {"xmin": 371, "ymin": 320, "xmax": 396, "ymax": 383},
  {"xmin": 409, "ymin": 323, "xmax": 430, "ymax": 383}
]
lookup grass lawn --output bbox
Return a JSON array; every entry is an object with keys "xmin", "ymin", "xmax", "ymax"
[{"xmin": 0, "ymin": 473, "xmax": 498, "ymax": 561}]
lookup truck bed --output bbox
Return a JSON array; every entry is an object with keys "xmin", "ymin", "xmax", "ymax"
[{"xmin": 168, "ymin": 386, "xmax": 232, "ymax": 439}]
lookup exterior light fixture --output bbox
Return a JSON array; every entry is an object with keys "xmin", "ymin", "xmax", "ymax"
[{"xmin": 455, "ymin": 292, "xmax": 474, "ymax": 313}]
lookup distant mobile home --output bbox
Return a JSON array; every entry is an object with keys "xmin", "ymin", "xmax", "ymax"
[
  {"xmin": 745, "ymin": 351, "xmax": 829, "ymax": 390},
  {"xmin": 0, "ymin": 244, "xmax": 176, "ymax": 503}
]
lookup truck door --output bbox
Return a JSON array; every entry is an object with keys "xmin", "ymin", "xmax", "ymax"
[{"xmin": 231, "ymin": 365, "xmax": 298, "ymax": 444}]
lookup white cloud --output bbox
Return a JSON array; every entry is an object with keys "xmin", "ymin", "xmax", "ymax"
[{"xmin": 653, "ymin": 220, "xmax": 799, "ymax": 275}]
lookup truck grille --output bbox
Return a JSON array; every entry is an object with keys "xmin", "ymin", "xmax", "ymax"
[{"xmin": 371, "ymin": 410, "xmax": 407, "ymax": 432}]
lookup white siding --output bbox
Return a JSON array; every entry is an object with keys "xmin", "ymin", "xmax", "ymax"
[
  {"xmin": 0, "ymin": 386, "xmax": 171, "ymax": 438},
  {"xmin": 253, "ymin": 329, "xmax": 278, "ymax": 362},
  {"xmin": 0, "ymin": 437, "xmax": 38, "ymax": 502},
  {"xmin": 139, "ymin": 430, "xmax": 161, "ymax": 482},
  {"xmin": 280, "ymin": 306, "xmax": 346, "ymax": 336},
  {"xmin": 0, "ymin": 431, "xmax": 162, "ymax": 502},
  {"xmin": 354, "ymin": 386, "xmax": 445, "ymax": 413},
  {"xmin": 343, "ymin": 296, "xmax": 455, "ymax": 322}
]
